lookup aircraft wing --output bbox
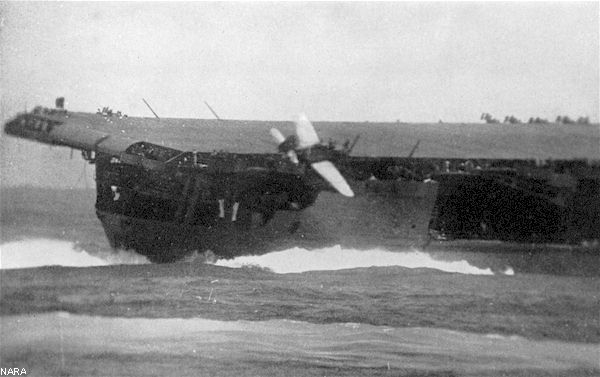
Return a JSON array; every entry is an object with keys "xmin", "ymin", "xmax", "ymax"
[
  {"xmin": 4, "ymin": 110, "xmax": 136, "ymax": 156},
  {"xmin": 4, "ymin": 107, "xmax": 599, "ymax": 160}
]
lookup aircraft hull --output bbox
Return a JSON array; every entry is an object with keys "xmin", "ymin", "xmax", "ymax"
[{"xmin": 96, "ymin": 180, "xmax": 439, "ymax": 262}]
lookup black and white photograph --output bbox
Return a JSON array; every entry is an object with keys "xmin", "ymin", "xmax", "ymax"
[{"xmin": 0, "ymin": 1, "xmax": 598, "ymax": 376}]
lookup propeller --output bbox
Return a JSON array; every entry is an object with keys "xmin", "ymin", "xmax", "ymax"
[
  {"xmin": 270, "ymin": 114, "xmax": 354, "ymax": 197},
  {"xmin": 270, "ymin": 128, "xmax": 299, "ymax": 164}
]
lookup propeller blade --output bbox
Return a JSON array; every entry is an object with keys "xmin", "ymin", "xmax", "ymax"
[
  {"xmin": 295, "ymin": 113, "xmax": 320, "ymax": 149},
  {"xmin": 270, "ymin": 128, "xmax": 286, "ymax": 144},
  {"xmin": 311, "ymin": 160, "xmax": 354, "ymax": 197}
]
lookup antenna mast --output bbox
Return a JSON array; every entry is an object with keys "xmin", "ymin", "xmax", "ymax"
[
  {"xmin": 142, "ymin": 98, "xmax": 160, "ymax": 119},
  {"xmin": 204, "ymin": 101, "xmax": 222, "ymax": 120}
]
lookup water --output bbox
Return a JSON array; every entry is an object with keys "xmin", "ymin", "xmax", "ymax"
[
  {"xmin": 2, "ymin": 313, "xmax": 597, "ymax": 377},
  {"xmin": 1, "ymin": 186, "xmax": 599, "ymax": 376}
]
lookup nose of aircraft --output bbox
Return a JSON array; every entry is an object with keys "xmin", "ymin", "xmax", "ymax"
[{"xmin": 3, "ymin": 114, "xmax": 26, "ymax": 137}]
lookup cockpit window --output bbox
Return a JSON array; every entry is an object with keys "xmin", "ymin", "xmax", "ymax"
[{"xmin": 19, "ymin": 115, "xmax": 62, "ymax": 133}]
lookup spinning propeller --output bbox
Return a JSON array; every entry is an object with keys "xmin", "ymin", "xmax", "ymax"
[{"xmin": 270, "ymin": 114, "xmax": 354, "ymax": 197}]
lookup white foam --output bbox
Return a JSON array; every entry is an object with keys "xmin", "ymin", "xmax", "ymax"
[
  {"xmin": 215, "ymin": 245, "xmax": 496, "ymax": 275},
  {"xmin": 0, "ymin": 239, "xmax": 149, "ymax": 269}
]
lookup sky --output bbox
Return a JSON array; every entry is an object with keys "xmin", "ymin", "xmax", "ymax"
[{"xmin": 0, "ymin": 1, "xmax": 598, "ymax": 123}]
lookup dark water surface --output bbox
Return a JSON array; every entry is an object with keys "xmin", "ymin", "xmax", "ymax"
[{"xmin": 1, "ymin": 187, "xmax": 599, "ymax": 376}]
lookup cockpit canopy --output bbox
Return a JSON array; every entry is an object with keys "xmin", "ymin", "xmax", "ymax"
[{"xmin": 125, "ymin": 142, "xmax": 182, "ymax": 162}]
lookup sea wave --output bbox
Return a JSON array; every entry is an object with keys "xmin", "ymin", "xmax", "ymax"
[
  {"xmin": 215, "ymin": 244, "xmax": 502, "ymax": 275},
  {"xmin": 0, "ymin": 238, "xmax": 149, "ymax": 269},
  {"xmin": 2, "ymin": 312, "xmax": 597, "ymax": 375}
]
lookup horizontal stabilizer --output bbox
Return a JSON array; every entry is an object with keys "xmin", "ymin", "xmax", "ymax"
[{"xmin": 311, "ymin": 160, "xmax": 354, "ymax": 197}]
